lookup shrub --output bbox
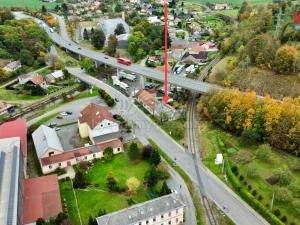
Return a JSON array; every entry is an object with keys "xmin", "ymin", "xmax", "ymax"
[
  {"xmin": 273, "ymin": 209, "xmax": 281, "ymax": 217},
  {"xmin": 274, "ymin": 187, "xmax": 292, "ymax": 203},
  {"xmin": 225, "ymin": 160, "xmax": 241, "ymax": 191},
  {"xmin": 239, "ymin": 175, "xmax": 244, "ymax": 181},
  {"xmin": 293, "ymin": 199, "xmax": 300, "ymax": 213},
  {"xmin": 281, "ymin": 216, "xmax": 287, "ymax": 223},
  {"xmin": 126, "ymin": 177, "xmax": 140, "ymax": 194},
  {"xmin": 216, "ymin": 135, "xmax": 226, "ymax": 153},
  {"xmin": 248, "ymin": 185, "xmax": 252, "ymax": 191},
  {"xmin": 106, "ymin": 173, "xmax": 119, "ymax": 192},
  {"xmin": 149, "ymin": 149, "xmax": 161, "ymax": 166},
  {"xmin": 232, "ymin": 166, "xmax": 238, "ymax": 174},
  {"xmin": 103, "ymin": 147, "xmax": 113, "ymax": 161},
  {"xmin": 128, "ymin": 142, "xmax": 141, "ymax": 161},
  {"xmin": 243, "ymin": 181, "xmax": 247, "ymax": 185},
  {"xmin": 142, "ymin": 145, "xmax": 154, "ymax": 160},
  {"xmin": 272, "ymin": 169, "xmax": 292, "ymax": 186},
  {"xmin": 258, "ymin": 195, "xmax": 263, "ymax": 201},
  {"xmin": 256, "ymin": 144, "xmax": 272, "ymax": 162},
  {"xmin": 73, "ymin": 171, "xmax": 88, "ymax": 189},
  {"xmin": 252, "ymin": 190, "xmax": 257, "ymax": 196}
]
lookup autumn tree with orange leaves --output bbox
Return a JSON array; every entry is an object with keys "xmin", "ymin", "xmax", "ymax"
[{"xmin": 200, "ymin": 89, "xmax": 300, "ymax": 155}]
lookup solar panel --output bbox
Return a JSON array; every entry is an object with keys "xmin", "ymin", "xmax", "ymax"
[{"xmin": 6, "ymin": 146, "xmax": 18, "ymax": 225}]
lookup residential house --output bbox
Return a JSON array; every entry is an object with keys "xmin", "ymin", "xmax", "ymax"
[
  {"xmin": 135, "ymin": 89, "xmax": 158, "ymax": 115},
  {"xmin": 78, "ymin": 103, "xmax": 120, "ymax": 144},
  {"xmin": 148, "ymin": 16, "xmax": 162, "ymax": 25},
  {"xmin": 40, "ymin": 139, "xmax": 123, "ymax": 173},
  {"xmin": 214, "ymin": 3, "xmax": 230, "ymax": 10},
  {"xmin": 18, "ymin": 72, "xmax": 48, "ymax": 89},
  {"xmin": 3, "ymin": 60, "xmax": 21, "ymax": 72},
  {"xmin": 45, "ymin": 70, "xmax": 64, "ymax": 83},
  {"xmin": 32, "ymin": 125, "xmax": 64, "ymax": 159},
  {"xmin": 96, "ymin": 194, "xmax": 185, "ymax": 225}
]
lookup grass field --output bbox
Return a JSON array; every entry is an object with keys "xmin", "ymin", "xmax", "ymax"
[
  {"xmin": 186, "ymin": 0, "xmax": 273, "ymax": 5},
  {"xmin": 0, "ymin": 88, "xmax": 44, "ymax": 101},
  {"xmin": 60, "ymin": 153, "xmax": 154, "ymax": 225},
  {"xmin": 0, "ymin": 0, "xmax": 59, "ymax": 9},
  {"xmin": 199, "ymin": 121, "xmax": 300, "ymax": 225}
]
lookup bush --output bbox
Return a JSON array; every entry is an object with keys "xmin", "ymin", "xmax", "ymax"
[
  {"xmin": 281, "ymin": 216, "xmax": 287, "ymax": 223},
  {"xmin": 252, "ymin": 190, "xmax": 257, "ymax": 196},
  {"xmin": 272, "ymin": 169, "xmax": 292, "ymax": 186},
  {"xmin": 248, "ymin": 185, "xmax": 252, "ymax": 191},
  {"xmin": 243, "ymin": 181, "xmax": 247, "ymax": 186},
  {"xmin": 274, "ymin": 209, "xmax": 281, "ymax": 217},
  {"xmin": 128, "ymin": 142, "xmax": 141, "ymax": 161},
  {"xmin": 292, "ymin": 199, "xmax": 300, "ymax": 213},
  {"xmin": 73, "ymin": 171, "xmax": 88, "ymax": 189},
  {"xmin": 258, "ymin": 195, "xmax": 263, "ymax": 201},
  {"xmin": 239, "ymin": 175, "xmax": 244, "ymax": 181},
  {"xmin": 274, "ymin": 187, "xmax": 292, "ymax": 203},
  {"xmin": 232, "ymin": 166, "xmax": 238, "ymax": 174},
  {"xmin": 256, "ymin": 144, "xmax": 272, "ymax": 162},
  {"xmin": 98, "ymin": 89, "xmax": 115, "ymax": 107},
  {"xmin": 142, "ymin": 145, "xmax": 154, "ymax": 160},
  {"xmin": 103, "ymin": 147, "xmax": 113, "ymax": 161},
  {"xmin": 106, "ymin": 173, "xmax": 119, "ymax": 192},
  {"xmin": 216, "ymin": 135, "xmax": 226, "ymax": 153}
]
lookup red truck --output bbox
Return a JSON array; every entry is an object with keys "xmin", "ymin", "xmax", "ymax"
[{"xmin": 117, "ymin": 57, "xmax": 132, "ymax": 66}]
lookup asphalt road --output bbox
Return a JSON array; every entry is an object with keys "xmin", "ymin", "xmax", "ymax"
[{"xmin": 67, "ymin": 67, "xmax": 269, "ymax": 225}]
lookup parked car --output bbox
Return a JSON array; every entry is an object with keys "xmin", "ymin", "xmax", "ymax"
[
  {"xmin": 56, "ymin": 115, "xmax": 63, "ymax": 119},
  {"xmin": 60, "ymin": 112, "xmax": 68, "ymax": 116},
  {"xmin": 48, "ymin": 122, "xmax": 57, "ymax": 127}
]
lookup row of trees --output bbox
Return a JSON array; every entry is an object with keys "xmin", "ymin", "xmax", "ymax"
[{"xmin": 200, "ymin": 89, "xmax": 300, "ymax": 155}]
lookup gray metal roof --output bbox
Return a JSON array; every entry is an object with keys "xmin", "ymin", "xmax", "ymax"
[
  {"xmin": 96, "ymin": 194, "xmax": 185, "ymax": 225},
  {"xmin": 32, "ymin": 125, "xmax": 63, "ymax": 159},
  {"xmin": 0, "ymin": 137, "xmax": 21, "ymax": 225},
  {"xmin": 96, "ymin": 18, "xmax": 129, "ymax": 37}
]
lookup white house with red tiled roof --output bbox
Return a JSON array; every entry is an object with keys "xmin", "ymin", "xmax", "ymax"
[{"xmin": 78, "ymin": 103, "xmax": 119, "ymax": 144}]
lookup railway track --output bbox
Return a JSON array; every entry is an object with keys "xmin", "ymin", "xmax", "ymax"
[
  {"xmin": 186, "ymin": 56, "xmax": 222, "ymax": 225},
  {"xmin": 187, "ymin": 98, "xmax": 218, "ymax": 225}
]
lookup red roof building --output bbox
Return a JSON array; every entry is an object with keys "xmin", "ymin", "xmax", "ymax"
[
  {"xmin": 23, "ymin": 174, "xmax": 62, "ymax": 224},
  {"xmin": 0, "ymin": 119, "xmax": 27, "ymax": 157}
]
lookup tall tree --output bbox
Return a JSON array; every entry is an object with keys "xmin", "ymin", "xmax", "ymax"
[
  {"xmin": 128, "ymin": 142, "xmax": 140, "ymax": 161},
  {"xmin": 150, "ymin": 150, "xmax": 161, "ymax": 166},
  {"xmin": 83, "ymin": 28, "xmax": 89, "ymax": 40},
  {"xmin": 106, "ymin": 173, "xmax": 119, "ymax": 191},
  {"xmin": 160, "ymin": 181, "xmax": 172, "ymax": 196},
  {"xmin": 91, "ymin": 29, "xmax": 106, "ymax": 49},
  {"xmin": 41, "ymin": 5, "xmax": 47, "ymax": 14},
  {"xmin": 114, "ymin": 23, "xmax": 126, "ymax": 35},
  {"xmin": 73, "ymin": 171, "xmax": 88, "ymax": 189},
  {"xmin": 161, "ymin": 28, "xmax": 172, "ymax": 48},
  {"xmin": 106, "ymin": 35, "xmax": 118, "ymax": 56},
  {"xmin": 274, "ymin": 45, "xmax": 297, "ymax": 74},
  {"xmin": 145, "ymin": 167, "xmax": 159, "ymax": 187}
]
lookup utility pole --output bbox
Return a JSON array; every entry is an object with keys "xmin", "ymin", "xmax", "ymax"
[{"xmin": 163, "ymin": 0, "xmax": 170, "ymax": 104}]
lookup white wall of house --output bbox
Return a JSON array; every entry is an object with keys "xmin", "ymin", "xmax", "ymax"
[
  {"xmin": 89, "ymin": 119, "xmax": 119, "ymax": 139},
  {"xmin": 41, "ymin": 146, "xmax": 123, "ymax": 174},
  {"xmin": 41, "ymin": 148, "xmax": 63, "ymax": 159},
  {"xmin": 132, "ymin": 207, "xmax": 185, "ymax": 225}
]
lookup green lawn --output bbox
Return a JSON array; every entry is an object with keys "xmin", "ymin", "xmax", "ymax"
[
  {"xmin": 199, "ymin": 121, "xmax": 300, "ymax": 225},
  {"xmin": 0, "ymin": 0, "xmax": 59, "ymax": 9},
  {"xmin": 0, "ymin": 88, "xmax": 44, "ymax": 101},
  {"xmin": 61, "ymin": 153, "xmax": 153, "ymax": 225},
  {"xmin": 160, "ymin": 118, "xmax": 186, "ymax": 144}
]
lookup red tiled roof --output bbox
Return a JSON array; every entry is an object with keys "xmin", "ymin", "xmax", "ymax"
[
  {"xmin": 31, "ymin": 74, "xmax": 45, "ymax": 85},
  {"xmin": 23, "ymin": 175, "xmax": 62, "ymax": 224},
  {"xmin": 0, "ymin": 119, "xmax": 27, "ymax": 157},
  {"xmin": 136, "ymin": 89, "xmax": 158, "ymax": 111},
  {"xmin": 96, "ymin": 138, "xmax": 122, "ymax": 150},
  {"xmin": 79, "ymin": 103, "xmax": 115, "ymax": 129},
  {"xmin": 41, "ymin": 139, "xmax": 123, "ymax": 166}
]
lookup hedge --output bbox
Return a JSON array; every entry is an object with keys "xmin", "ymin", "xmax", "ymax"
[
  {"xmin": 98, "ymin": 89, "xmax": 115, "ymax": 107},
  {"xmin": 239, "ymin": 189, "xmax": 285, "ymax": 225},
  {"xmin": 216, "ymin": 134, "xmax": 226, "ymax": 153},
  {"xmin": 225, "ymin": 159, "xmax": 242, "ymax": 192}
]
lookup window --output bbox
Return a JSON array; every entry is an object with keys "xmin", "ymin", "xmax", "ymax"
[
  {"xmin": 117, "ymin": 147, "xmax": 121, "ymax": 152},
  {"xmin": 168, "ymin": 221, "xmax": 171, "ymax": 225},
  {"xmin": 84, "ymin": 156, "xmax": 87, "ymax": 160},
  {"xmin": 49, "ymin": 165, "xmax": 52, "ymax": 169},
  {"xmin": 93, "ymin": 154, "xmax": 96, "ymax": 158},
  {"xmin": 176, "ymin": 218, "xmax": 179, "ymax": 223},
  {"xmin": 161, "ymin": 215, "xmax": 164, "ymax": 219},
  {"xmin": 168, "ymin": 212, "xmax": 171, "ymax": 217},
  {"xmin": 138, "ymin": 223, "xmax": 141, "ymax": 225},
  {"xmin": 146, "ymin": 220, "xmax": 149, "ymax": 224},
  {"xmin": 108, "ymin": 122, "xmax": 111, "ymax": 125},
  {"xmin": 176, "ymin": 209, "xmax": 178, "ymax": 214},
  {"xmin": 58, "ymin": 163, "xmax": 61, "ymax": 166},
  {"xmin": 153, "ymin": 217, "xmax": 156, "ymax": 222},
  {"xmin": 100, "ymin": 124, "xmax": 103, "ymax": 127}
]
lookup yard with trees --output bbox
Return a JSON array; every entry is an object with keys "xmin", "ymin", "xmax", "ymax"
[{"xmin": 59, "ymin": 142, "xmax": 170, "ymax": 225}]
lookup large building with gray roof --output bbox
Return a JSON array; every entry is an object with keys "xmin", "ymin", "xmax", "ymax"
[
  {"xmin": 96, "ymin": 194, "xmax": 185, "ymax": 225},
  {"xmin": 0, "ymin": 137, "xmax": 24, "ymax": 225}
]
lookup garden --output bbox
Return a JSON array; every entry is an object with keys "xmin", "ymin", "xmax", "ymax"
[
  {"xmin": 199, "ymin": 121, "xmax": 300, "ymax": 225},
  {"xmin": 59, "ymin": 142, "xmax": 172, "ymax": 225}
]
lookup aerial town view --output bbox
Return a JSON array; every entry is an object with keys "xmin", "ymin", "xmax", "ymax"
[{"xmin": 0, "ymin": 0, "xmax": 299, "ymax": 225}]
